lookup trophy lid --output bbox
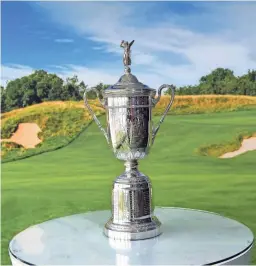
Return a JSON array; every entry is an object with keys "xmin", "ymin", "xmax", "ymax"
[{"xmin": 103, "ymin": 40, "xmax": 156, "ymax": 97}]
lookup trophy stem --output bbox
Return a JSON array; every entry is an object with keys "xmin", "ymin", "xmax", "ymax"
[
  {"xmin": 124, "ymin": 160, "xmax": 138, "ymax": 174},
  {"xmin": 104, "ymin": 159, "xmax": 162, "ymax": 240}
]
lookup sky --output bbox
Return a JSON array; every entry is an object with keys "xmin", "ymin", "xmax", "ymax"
[{"xmin": 1, "ymin": 1, "xmax": 256, "ymax": 88}]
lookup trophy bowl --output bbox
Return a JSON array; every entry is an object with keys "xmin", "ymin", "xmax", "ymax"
[{"xmin": 84, "ymin": 40, "xmax": 175, "ymax": 240}]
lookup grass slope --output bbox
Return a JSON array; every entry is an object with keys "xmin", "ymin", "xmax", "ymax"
[
  {"xmin": 2, "ymin": 110, "xmax": 256, "ymax": 264},
  {"xmin": 1, "ymin": 101, "xmax": 104, "ymax": 162},
  {"xmin": 1, "ymin": 95, "xmax": 256, "ymax": 163}
]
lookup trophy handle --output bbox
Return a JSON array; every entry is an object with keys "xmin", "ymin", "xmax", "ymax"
[
  {"xmin": 83, "ymin": 90, "xmax": 110, "ymax": 144},
  {"xmin": 151, "ymin": 84, "xmax": 175, "ymax": 144}
]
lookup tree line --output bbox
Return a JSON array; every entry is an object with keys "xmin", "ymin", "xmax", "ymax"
[
  {"xmin": 1, "ymin": 70, "xmax": 109, "ymax": 113},
  {"xmin": 1, "ymin": 68, "xmax": 255, "ymax": 113},
  {"xmin": 165, "ymin": 68, "xmax": 256, "ymax": 96}
]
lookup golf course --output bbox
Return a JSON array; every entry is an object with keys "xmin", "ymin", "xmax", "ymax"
[{"xmin": 1, "ymin": 98, "xmax": 256, "ymax": 264}]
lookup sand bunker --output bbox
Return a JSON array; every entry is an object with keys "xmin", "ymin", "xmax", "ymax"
[
  {"xmin": 1, "ymin": 123, "xmax": 42, "ymax": 149},
  {"xmin": 220, "ymin": 137, "xmax": 256, "ymax": 158}
]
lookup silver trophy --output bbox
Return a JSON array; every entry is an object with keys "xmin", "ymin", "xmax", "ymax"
[{"xmin": 84, "ymin": 40, "xmax": 175, "ymax": 240}]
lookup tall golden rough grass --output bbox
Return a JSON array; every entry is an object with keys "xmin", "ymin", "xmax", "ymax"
[
  {"xmin": 154, "ymin": 95, "xmax": 256, "ymax": 115},
  {"xmin": 1, "ymin": 100, "xmax": 103, "ymax": 124},
  {"xmin": 1, "ymin": 95, "xmax": 256, "ymax": 123},
  {"xmin": 2, "ymin": 95, "xmax": 255, "ymax": 124},
  {"xmin": 1, "ymin": 100, "xmax": 104, "ymax": 141}
]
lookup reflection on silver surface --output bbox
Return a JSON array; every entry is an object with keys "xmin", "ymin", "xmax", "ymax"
[
  {"xmin": 83, "ymin": 40, "xmax": 175, "ymax": 240},
  {"xmin": 109, "ymin": 234, "xmax": 158, "ymax": 266}
]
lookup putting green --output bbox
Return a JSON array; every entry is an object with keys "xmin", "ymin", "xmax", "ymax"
[{"xmin": 2, "ymin": 110, "xmax": 256, "ymax": 265}]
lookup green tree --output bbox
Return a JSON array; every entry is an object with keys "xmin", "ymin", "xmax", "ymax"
[
  {"xmin": 164, "ymin": 85, "xmax": 177, "ymax": 95},
  {"xmin": 199, "ymin": 68, "xmax": 236, "ymax": 94},
  {"xmin": 4, "ymin": 78, "xmax": 23, "ymax": 111},
  {"xmin": 1, "ymin": 86, "xmax": 6, "ymax": 113},
  {"xmin": 85, "ymin": 83, "xmax": 110, "ymax": 99},
  {"xmin": 2, "ymin": 67, "xmax": 255, "ymax": 113},
  {"xmin": 62, "ymin": 75, "xmax": 84, "ymax": 101},
  {"xmin": 36, "ymin": 81, "xmax": 51, "ymax": 101},
  {"xmin": 236, "ymin": 70, "xmax": 256, "ymax": 96},
  {"xmin": 48, "ymin": 76, "xmax": 64, "ymax": 101},
  {"xmin": 21, "ymin": 79, "xmax": 38, "ymax": 107}
]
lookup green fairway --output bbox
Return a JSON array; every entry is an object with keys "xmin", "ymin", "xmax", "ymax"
[{"xmin": 2, "ymin": 110, "xmax": 256, "ymax": 265}]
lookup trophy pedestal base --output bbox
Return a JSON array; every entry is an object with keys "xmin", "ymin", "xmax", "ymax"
[
  {"xmin": 104, "ymin": 216, "xmax": 161, "ymax": 240},
  {"xmin": 9, "ymin": 207, "xmax": 254, "ymax": 265}
]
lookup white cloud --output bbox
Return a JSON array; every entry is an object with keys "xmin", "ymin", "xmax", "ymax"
[
  {"xmin": 1, "ymin": 63, "xmax": 165, "ymax": 89},
  {"xmin": 55, "ymin": 64, "xmax": 120, "ymax": 87},
  {"xmin": 1, "ymin": 64, "xmax": 34, "ymax": 86},
  {"xmin": 0, "ymin": 64, "xmax": 121, "ymax": 88},
  {"xmin": 54, "ymin": 38, "xmax": 74, "ymax": 43},
  {"xmin": 132, "ymin": 52, "xmax": 156, "ymax": 66},
  {"xmin": 3, "ymin": 2, "xmax": 256, "ymax": 88},
  {"xmin": 48, "ymin": 65, "xmax": 69, "ymax": 70},
  {"xmin": 35, "ymin": 2, "xmax": 256, "ymax": 86}
]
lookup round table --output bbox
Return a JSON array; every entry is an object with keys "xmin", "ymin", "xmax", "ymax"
[{"xmin": 9, "ymin": 207, "xmax": 254, "ymax": 265}]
